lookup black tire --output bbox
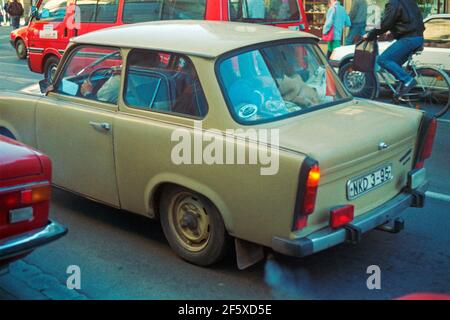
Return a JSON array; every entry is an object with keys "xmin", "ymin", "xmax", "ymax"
[
  {"xmin": 43, "ymin": 56, "xmax": 60, "ymax": 82},
  {"xmin": 160, "ymin": 186, "xmax": 229, "ymax": 266},
  {"xmin": 404, "ymin": 67, "xmax": 450, "ymax": 118},
  {"xmin": 338, "ymin": 60, "xmax": 379, "ymax": 99},
  {"xmin": 15, "ymin": 39, "xmax": 27, "ymax": 59}
]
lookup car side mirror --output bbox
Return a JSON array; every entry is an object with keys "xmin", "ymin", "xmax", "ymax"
[{"xmin": 39, "ymin": 79, "xmax": 54, "ymax": 94}]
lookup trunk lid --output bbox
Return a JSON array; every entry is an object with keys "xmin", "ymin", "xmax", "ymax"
[{"xmin": 0, "ymin": 136, "xmax": 42, "ymax": 181}]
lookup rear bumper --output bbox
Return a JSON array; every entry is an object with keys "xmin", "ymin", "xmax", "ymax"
[
  {"xmin": 9, "ymin": 39, "xmax": 14, "ymax": 48},
  {"xmin": 272, "ymin": 184, "xmax": 427, "ymax": 258},
  {"xmin": 0, "ymin": 220, "xmax": 67, "ymax": 261},
  {"xmin": 329, "ymin": 59, "xmax": 340, "ymax": 68}
]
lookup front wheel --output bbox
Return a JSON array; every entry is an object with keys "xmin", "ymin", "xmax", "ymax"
[
  {"xmin": 404, "ymin": 67, "xmax": 450, "ymax": 118},
  {"xmin": 338, "ymin": 60, "xmax": 379, "ymax": 99},
  {"xmin": 160, "ymin": 186, "xmax": 229, "ymax": 266},
  {"xmin": 15, "ymin": 39, "xmax": 27, "ymax": 59},
  {"xmin": 43, "ymin": 56, "xmax": 60, "ymax": 82}
]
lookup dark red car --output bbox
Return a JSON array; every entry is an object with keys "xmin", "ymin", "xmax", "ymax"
[{"xmin": 0, "ymin": 135, "xmax": 67, "ymax": 272}]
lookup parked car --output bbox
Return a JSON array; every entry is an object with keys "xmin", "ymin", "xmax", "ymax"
[
  {"xmin": 24, "ymin": 0, "xmax": 309, "ymax": 81},
  {"xmin": 330, "ymin": 14, "xmax": 450, "ymax": 92},
  {"xmin": 0, "ymin": 21, "xmax": 435, "ymax": 268},
  {"xmin": 10, "ymin": 26, "xmax": 29, "ymax": 60},
  {"xmin": 0, "ymin": 134, "xmax": 67, "ymax": 272}
]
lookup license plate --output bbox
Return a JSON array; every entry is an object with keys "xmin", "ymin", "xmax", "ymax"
[
  {"xmin": 347, "ymin": 164, "xmax": 393, "ymax": 200},
  {"xmin": 9, "ymin": 207, "xmax": 33, "ymax": 224}
]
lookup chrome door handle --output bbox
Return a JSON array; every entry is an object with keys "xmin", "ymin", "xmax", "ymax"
[{"xmin": 89, "ymin": 121, "xmax": 111, "ymax": 132}]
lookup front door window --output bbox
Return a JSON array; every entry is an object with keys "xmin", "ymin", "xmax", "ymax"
[{"xmin": 55, "ymin": 46, "xmax": 123, "ymax": 104}]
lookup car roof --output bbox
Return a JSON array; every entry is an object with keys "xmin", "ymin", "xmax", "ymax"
[
  {"xmin": 71, "ymin": 20, "xmax": 318, "ymax": 59},
  {"xmin": 424, "ymin": 13, "xmax": 450, "ymax": 21}
]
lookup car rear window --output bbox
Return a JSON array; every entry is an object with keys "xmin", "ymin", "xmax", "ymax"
[
  {"xmin": 122, "ymin": 0, "xmax": 206, "ymax": 24},
  {"xmin": 229, "ymin": 0, "xmax": 300, "ymax": 24},
  {"xmin": 217, "ymin": 41, "xmax": 350, "ymax": 124}
]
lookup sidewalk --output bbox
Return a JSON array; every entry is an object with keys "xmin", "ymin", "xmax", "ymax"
[{"xmin": 0, "ymin": 260, "xmax": 89, "ymax": 300}]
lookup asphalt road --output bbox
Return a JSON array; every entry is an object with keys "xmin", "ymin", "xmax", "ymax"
[{"xmin": 0, "ymin": 26, "xmax": 449, "ymax": 300}]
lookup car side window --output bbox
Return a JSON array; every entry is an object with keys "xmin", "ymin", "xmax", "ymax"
[
  {"xmin": 38, "ymin": 0, "xmax": 67, "ymax": 22},
  {"xmin": 122, "ymin": 0, "xmax": 206, "ymax": 24},
  {"xmin": 54, "ymin": 46, "xmax": 123, "ymax": 105},
  {"xmin": 124, "ymin": 49, "xmax": 208, "ymax": 118},
  {"xmin": 76, "ymin": 0, "xmax": 119, "ymax": 23},
  {"xmin": 424, "ymin": 18, "xmax": 450, "ymax": 42}
]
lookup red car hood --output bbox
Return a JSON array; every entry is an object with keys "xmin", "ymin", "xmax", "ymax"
[{"xmin": 0, "ymin": 136, "xmax": 42, "ymax": 181}]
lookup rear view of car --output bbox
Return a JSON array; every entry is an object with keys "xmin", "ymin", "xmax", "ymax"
[{"xmin": 0, "ymin": 135, "xmax": 67, "ymax": 272}]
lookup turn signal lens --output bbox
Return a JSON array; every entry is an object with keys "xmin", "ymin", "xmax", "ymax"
[{"xmin": 301, "ymin": 164, "xmax": 320, "ymax": 215}]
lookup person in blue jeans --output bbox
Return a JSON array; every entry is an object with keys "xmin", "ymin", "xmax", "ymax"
[
  {"xmin": 365, "ymin": 0, "xmax": 425, "ymax": 96},
  {"xmin": 345, "ymin": 0, "xmax": 367, "ymax": 45}
]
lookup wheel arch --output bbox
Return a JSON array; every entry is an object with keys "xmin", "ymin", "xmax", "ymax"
[{"xmin": 145, "ymin": 174, "xmax": 235, "ymax": 234}]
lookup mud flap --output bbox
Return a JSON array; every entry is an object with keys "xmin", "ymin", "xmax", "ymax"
[{"xmin": 235, "ymin": 238, "xmax": 265, "ymax": 270}]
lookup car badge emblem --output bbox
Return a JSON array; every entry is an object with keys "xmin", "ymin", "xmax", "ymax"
[{"xmin": 378, "ymin": 142, "xmax": 389, "ymax": 150}]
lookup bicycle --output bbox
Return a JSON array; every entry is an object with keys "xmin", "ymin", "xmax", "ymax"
[{"xmin": 338, "ymin": 42, "xmax": 450, "ymax": 118}]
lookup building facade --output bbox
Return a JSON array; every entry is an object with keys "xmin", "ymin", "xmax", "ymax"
[{"xmin": 304, "ymin": 0, "xmax": 449, "ymax": 37}]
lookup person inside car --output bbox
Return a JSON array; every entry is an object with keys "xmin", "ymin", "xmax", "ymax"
[
  {"xmin": 80, "ymin": 51, "xmax": 160, "ymax": 104},
  {"xmin": 364, "ymin": 0, "xmax": 425, "ymax": 96}
]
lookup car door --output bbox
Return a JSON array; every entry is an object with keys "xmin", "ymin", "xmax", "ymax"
[{"xmin": 35, "ymin": 45, "xmax": 123, "ymax": 207}]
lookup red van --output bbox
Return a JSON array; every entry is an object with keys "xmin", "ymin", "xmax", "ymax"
[{"xmin": 25, "ymin": 0, "xmax": 309, "ymax": 80}]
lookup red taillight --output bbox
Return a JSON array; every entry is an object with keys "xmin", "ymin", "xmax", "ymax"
[
  {"xmin": 293, "ymin": 161, "xmax": 320, "ymax": 231},
  {"xmin": 415, "ymin": 117, "xmax": 437, "ymax": 169},
  {"xmin": 330, "ymin": 205, "xmax": 354, "ymax": 229},
  {"xmin": 0, "ymin": 185, "xmax": 51, "ymax": 209},
  {"xmin": 301, "ymin": 164, "xmax": 320, "ymax": 214}
]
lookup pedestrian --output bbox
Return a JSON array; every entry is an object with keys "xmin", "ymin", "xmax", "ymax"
[
  {"xmin": 322, "ymin": 0, "xmax": 351, "ymax": 59},
  {"xmin": 7, "ymin": 0, "xmax": 23, "ymax": 30},
  {"xmin": 364, "ymin": 0, "xmax": 425, "ymax": 95},
  {"xmin": 3, "ymin": 1, "xmax": 10, "ymax": 26},
  {"xmin": 345, "ymin": 0, "xmax": 367, "ymax": 45}
]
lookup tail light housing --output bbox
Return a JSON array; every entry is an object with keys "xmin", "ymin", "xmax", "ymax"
[
  {"xmin": 293, "ymin": 158, "xmax": 320, "ymax": 231},
  {"xmin": 0, "ymin": 184, "xmax": 51, "ymax": 210},
  {"xmin": 415, "ymin": 116, "xmax": 437, "ymax": 169}
]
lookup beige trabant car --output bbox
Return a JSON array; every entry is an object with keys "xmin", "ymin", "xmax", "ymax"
[{"xmin": 0, "ymin": 21, "xmax": 436, "ymax": 268}]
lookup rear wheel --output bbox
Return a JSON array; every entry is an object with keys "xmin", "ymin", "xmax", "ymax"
[
  {"xmin": 403, "ymin": 67, "xmax": 450, "ymax": 118},
  {"xmin": 160, "ymin": 186, "xmax": 229, "ymax": 266},
  {"xmin": 43, "ymin": 56, "xmax": 60, "ymax": 82},
  {"xmin": 15, "ymin": 39, "xmax": 27, "ymax": 59},
  {"xmin": 338, "ymin": 60, "xmax": 379, "ymax": 99}
]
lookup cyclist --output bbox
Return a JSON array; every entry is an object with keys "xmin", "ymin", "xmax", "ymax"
[{"xmin": 364, "ymin": 0, "xmax": 425, "ymax": 96}]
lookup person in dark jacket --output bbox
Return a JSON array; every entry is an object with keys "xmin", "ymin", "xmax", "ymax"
[
  {"xmin": 364, "ymin": 0, "xmax": 425, "ymax": 95},
  {"xmin": 7, "ymin": 0, "xmax": 23, "ymax": 30}
]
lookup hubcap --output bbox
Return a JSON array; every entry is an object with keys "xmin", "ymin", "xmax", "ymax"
[
  {"xmin": 169, "ymin": 193, "xmax": 211, "ymax": 252},
  {"xmin": 17, "ymin": 42, "xmax": 25, "ymax": 56},
  {"xmin": 47, "ymin": 64, "xmax": 58, "ymax": 82},
  {"xmin": 344, "ymin": 70, "xmax": 367, "ymax": 93}
]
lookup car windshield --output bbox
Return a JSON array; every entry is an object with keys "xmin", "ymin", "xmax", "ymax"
[
  {"xmin": 218, "ymin": 41, "xmax": 351, "ymax": 124},
  {"xmin": 424, "ymin": 18, "xmax": 450, "ymax": 42},
  {"xmin": 229, "ymin": 0, "xmax": 300, "ymax": 23}
]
